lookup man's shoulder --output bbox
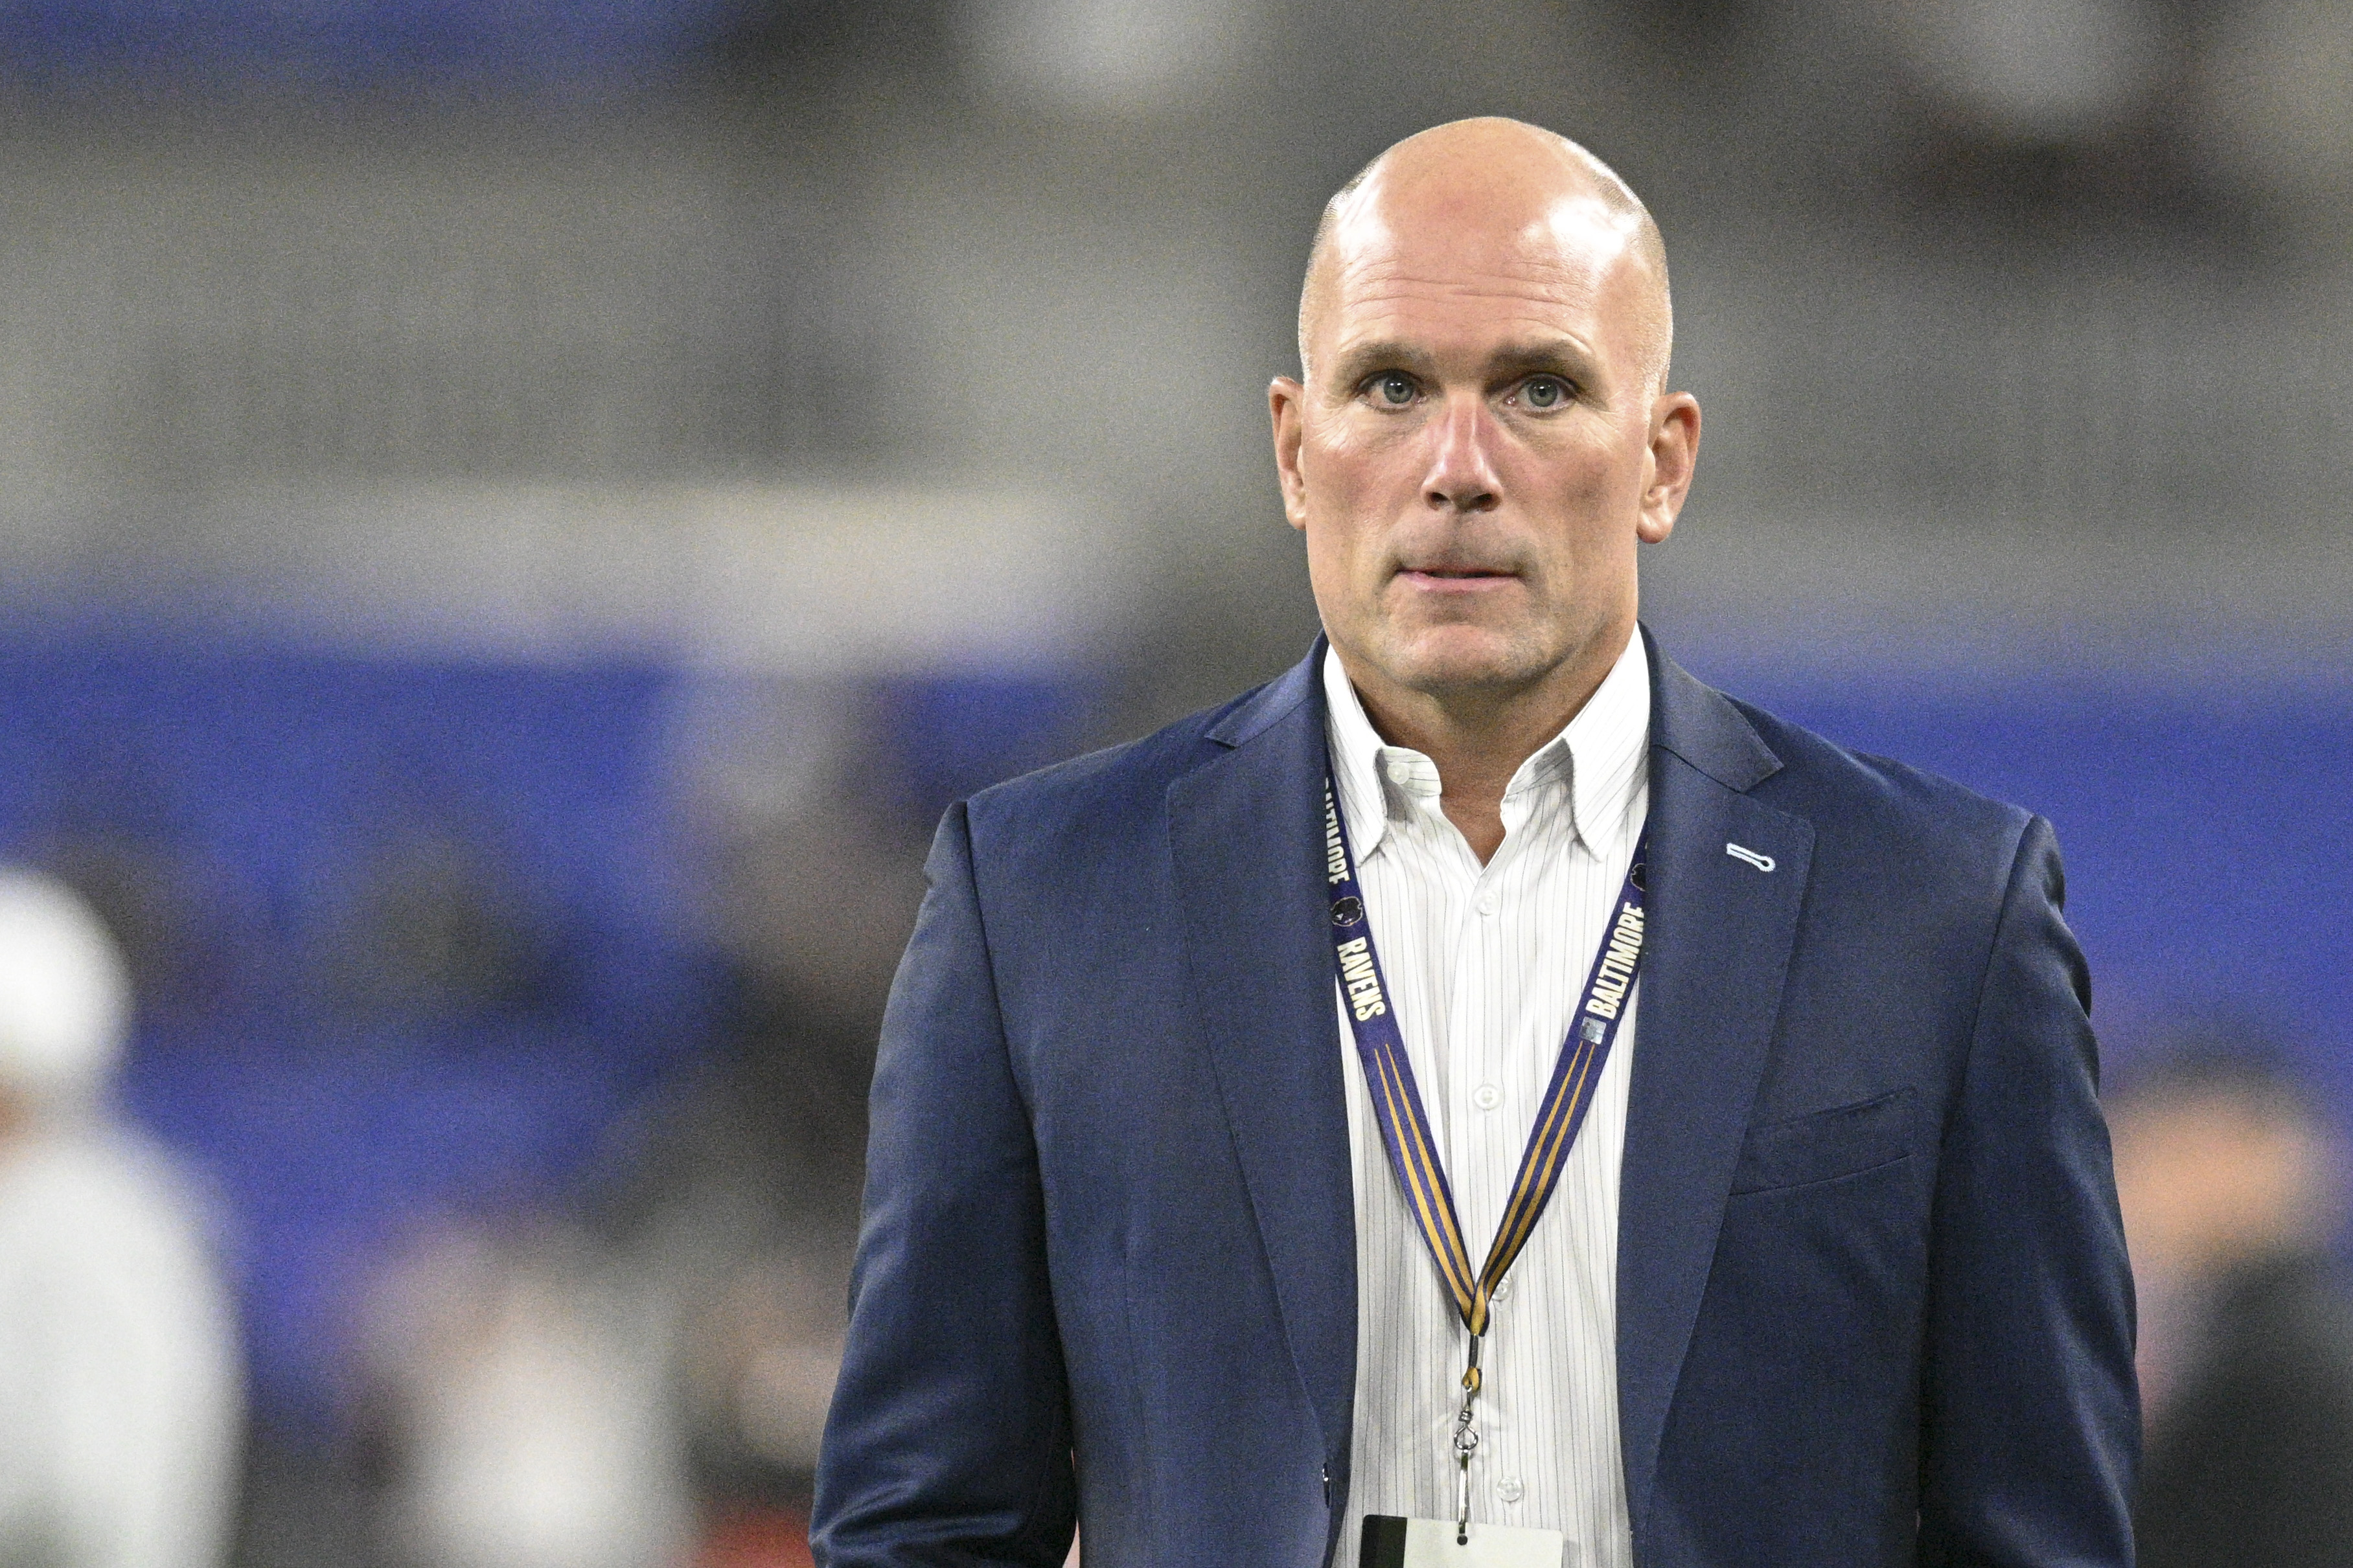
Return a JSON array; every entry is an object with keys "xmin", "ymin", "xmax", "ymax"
[
  {"xmin": 1712, "ymin": 681, "xmax": 2043, "ymax": 888},
  {"xmin": 958, "ymin": 671, "xmax": 1298, "ymax": 848}
]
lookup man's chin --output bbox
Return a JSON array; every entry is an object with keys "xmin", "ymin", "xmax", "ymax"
[{"xmin": 1375, "ymin": 630, "xmax": 1549, "ymax": 697}]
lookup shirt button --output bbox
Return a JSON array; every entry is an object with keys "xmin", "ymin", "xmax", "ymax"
[
  {"xmin": 1492, "ymin": 1275, "xmax": 1514, "ymax": 1302},
  {"xmin": 1498, "ymin": 1477, "xmax": 1524, "ymax": 1505},
  {"xmin": 1473, "ymin": 1083, "xmax": 1501, "ymax": 1111},
  {"xmin": 1476, "ymin": 893, "xmax": 1497, "ymax": 916}
]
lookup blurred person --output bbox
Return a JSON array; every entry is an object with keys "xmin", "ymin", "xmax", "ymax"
[
  {"xmin": 362, "ymin": 1218, "xmax": 689, "ymax": 1568},
  {"xmin": 815, "ymin": 118, "xmax": 2135, "ymax": 1568},
  {"xmin": 678, "ymin": 1249, "xmax": 847, "ymax": 1568},
  {"xmin": 2112, "ymin": 1040, "xmax": 2353, "ymax": 1568},
  {"xmin": 645, "ymin": 688, "xmax": 940, "ymax": 1567},
  {"xmin": 0, "ymin": 869, "xmax": 241, "ymax": 1568}
]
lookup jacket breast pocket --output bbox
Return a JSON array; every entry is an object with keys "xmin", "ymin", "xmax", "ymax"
[{"xmin": 1728, "ymin": 1087, "xmax": 1918, "ymax": 1195}]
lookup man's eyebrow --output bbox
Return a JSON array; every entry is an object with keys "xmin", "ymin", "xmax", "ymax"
[
  {"xmin": 1485, "ymin": 339, "xmax": 1598, "ymax": 378},
  {"xmin": 1326, "ymin": 339, "xmax": 1438, "ymax": 385},
  {"xmin": 1323, "ymin": 337, "xmax": 1602, "ymax": 387}
]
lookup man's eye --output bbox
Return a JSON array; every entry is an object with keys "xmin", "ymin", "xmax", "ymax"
[
  {"xmin": 1370, "ymin": 373, "xmax": 1416, "ymax": 407},
  {"xmin": 1521, "ymin": 376, "xmax": 1571, "ymax": 409}
]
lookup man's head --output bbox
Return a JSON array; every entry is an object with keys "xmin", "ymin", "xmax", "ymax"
[
  {"xmin": 0, "ymin": 869, "xmax": 130, "ymax": 1141},
  {"xmin": 1272, "ymin": 118, "xmax": 1698, "ymax": 719},
  {"xmin": 2108, "ymin": 1040, "xmax": 2341, "ymax": 1280}
]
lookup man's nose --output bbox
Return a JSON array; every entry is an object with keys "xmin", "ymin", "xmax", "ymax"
[{"xmin": 1422, "ymin": 393, "xmax": 1501, "ymax": 513}]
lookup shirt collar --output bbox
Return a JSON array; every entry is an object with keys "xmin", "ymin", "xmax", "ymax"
[{"xmin": 1321, "ymin": 628, "xmax": 1651, "ymax": 861}]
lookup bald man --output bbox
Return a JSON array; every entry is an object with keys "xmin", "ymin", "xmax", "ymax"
[{"xmin": 813, "ymin": 120, "xmax": 2137, "ymax": 1568}]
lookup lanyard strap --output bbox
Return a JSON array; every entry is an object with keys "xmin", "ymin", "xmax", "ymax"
[{"xmin": 1322, "ymin": 770, "xmax": 1649, "ymax": 1339}]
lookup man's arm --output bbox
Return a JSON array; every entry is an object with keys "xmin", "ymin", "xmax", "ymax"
[
  {"xmin": 1918, "ymin": 815, "xmax": 2139, "ymax": 1567},
  {"xmin": 812, "ymin": 802, "xmax": 1077, "ymax": 1567}
]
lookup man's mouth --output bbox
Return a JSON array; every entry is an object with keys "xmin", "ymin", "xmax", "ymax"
[{"xmin": 1396, "ymin": 565, "xmax": 1517, "ymax": 589}]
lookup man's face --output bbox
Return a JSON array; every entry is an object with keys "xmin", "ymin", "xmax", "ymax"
[{"xmin": 1272, "ymin": 185, "xmax": 1697, "ymax": 706}]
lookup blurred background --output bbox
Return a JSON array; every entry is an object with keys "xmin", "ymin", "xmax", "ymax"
[{"xmin": 0, "ymin": 1, "xmax": 2347, "ymax": 1564}]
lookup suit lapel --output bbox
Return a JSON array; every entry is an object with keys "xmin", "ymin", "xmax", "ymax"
[
  {"xmin": 1615, "ymin": 641, "xmax": 1815, "ymax": 1530},
  {"xmin": 1165, "ymin": 650, "xmax": 1358, "ymax": 1463}
]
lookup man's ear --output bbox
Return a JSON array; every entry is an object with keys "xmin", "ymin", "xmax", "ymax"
[
  {"xmin": 1638, "ymin": 392, "xmax": 1701, "ymax": 544},
  {"xmin": 1270, "ymin": 376, "xmax": 1310, "ymax": 531}
]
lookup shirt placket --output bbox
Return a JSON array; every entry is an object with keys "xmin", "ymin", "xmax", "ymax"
[{"xmin": 1454, "ymin": 778, "xmax": 1548, "ymax": 1514}]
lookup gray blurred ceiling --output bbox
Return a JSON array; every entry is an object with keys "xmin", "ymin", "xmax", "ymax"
[{"xmin": 0, "ymin": 0, "xmax": 2345, "ymax": 694}]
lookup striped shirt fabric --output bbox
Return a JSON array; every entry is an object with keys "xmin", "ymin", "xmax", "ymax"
[{"xmin": 1323, "ymin": 630, "xmax": 1649, "ymax": 1568}]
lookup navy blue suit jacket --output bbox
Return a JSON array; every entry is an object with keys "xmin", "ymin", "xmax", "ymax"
[{"xmin": 812, "ymin": 633, "xmax": 2138, "ymax": 1568}]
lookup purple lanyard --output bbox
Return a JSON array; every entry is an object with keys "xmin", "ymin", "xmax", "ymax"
[{"xmin": 1322, "ymin": 769, "xmax": 1649, "ymax": 1341}]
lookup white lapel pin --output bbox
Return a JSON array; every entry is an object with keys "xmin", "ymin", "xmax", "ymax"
[{"xmin": 1725, "ymin": 843, "xmax": 1776, "ymax": 874}]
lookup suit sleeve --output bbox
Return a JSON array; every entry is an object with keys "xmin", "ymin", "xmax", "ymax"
[
  {"xmin": 1918, "ymin": 815, "xmax": 2140, "ymax": 1568},
  {"xmin": 811, "ymin": 803, "xmax": 1077, "ymax": 1568}
]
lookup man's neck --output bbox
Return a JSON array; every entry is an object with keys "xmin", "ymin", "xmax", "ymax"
[{"xmin": 1341, "ymin": 627, "xmax": 1631, "ymax": 865}]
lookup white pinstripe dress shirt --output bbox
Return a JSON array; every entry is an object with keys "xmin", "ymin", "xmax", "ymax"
[{"xmin": 1324, "ymin": 629, "xmax": 1649, "ymax": 1568}]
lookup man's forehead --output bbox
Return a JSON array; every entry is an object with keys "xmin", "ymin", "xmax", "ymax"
[
  {"xmin": 1328, "ymin": 180, "xmax": 1646, "ymax": 295},
  {"xmin": 1296, "ymin": 122, "xmax": 1671, "ymax": 387},
  {"xmin": 1316, "ymin": 205, "xmax": 1651, "ymax": 364}
]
